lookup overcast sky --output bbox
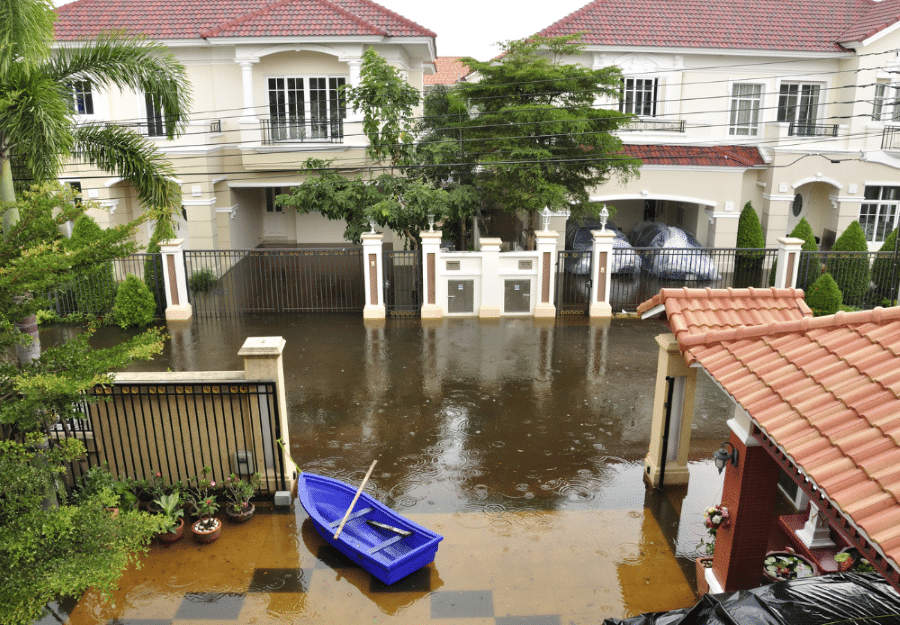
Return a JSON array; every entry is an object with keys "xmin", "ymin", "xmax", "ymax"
[{"xmin": 53, "ymin": 0, "xmax": 593, "ymax": 61}]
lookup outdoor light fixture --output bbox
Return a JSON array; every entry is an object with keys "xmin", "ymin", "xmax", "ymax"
[
  {"xmin": 427, "ymin": 212, "xmax": 435, "ymax": 232},
  {"xmin": 369, "ymin": 219, "xmax": 376, "ymax": 233},
  {"xmin": 541, "ymin": 207, "xmax": 551, "ymax": 232},
  {"xmin": 713, "ymin": 442, "xmax": 739, "ymax": 474},
  {"xmin": 599, "ymin": 205, "xmax": 609, "ymax": 231}
]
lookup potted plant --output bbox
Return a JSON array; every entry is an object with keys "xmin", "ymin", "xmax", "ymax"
[
  {"xmin": 763, "ymin": 548, "xmax": 818, "ymax": 582},
  {"xmin": 144, "ymin": 471, "xmax": 168, "ymax": 513},
  {"xmin": 834, "ymin": 547, "xmax": 876, "ymax": 573},
  {"xmin": 695, "ymin": 504, "xmax": 728, "ymax": 595},
  {"xmin": 155, "ymin": 492, "xmax": 185, "ymax": 543},
  {"xmin": 223, "ymin": 472, "xmax": 261, "ymax": 523},
  {"xmin": 185, "ymin": 466, "xmax": 221, "ymax": 543}
]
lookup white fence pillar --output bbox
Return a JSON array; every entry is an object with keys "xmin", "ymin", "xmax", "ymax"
[
  {"xmin": 775, "ymin": 237, "xmax": 805, "ymax": 289},
  {"xmin": 535, "ymin": 230, "xmax": 558, "ymax": 318},
  {"xmin": 159, "ymin": 238, "xmax": 192, "ymax": 321},
  {"xmin": 479, "ymin": 238, "xmax": 502, "ymax": 318},
  {"xmin": 589, "ymin": 229, "xmax": 615, "ymax": 318},
  {"xmin": 420, "ymin": 230, "xmax": 444, "ymax": 318},
  {"xmin": 361, "ymin": 233, "xmax": 385, "ymax": 319}
]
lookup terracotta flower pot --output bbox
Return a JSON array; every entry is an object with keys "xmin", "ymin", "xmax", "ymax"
[
  {"xmin": 159, "ymin": 518, "xmax": 185, "ymax": 543},
  {"xmin": 695, "ymin": 556, "xmax": 713, "ymax": 596},
  {"xmin": 225, "ymin": 502, "xmax": 255, "ymax": 523},
  {"xmin": 191, "ymin": 517, "xmax": 222, "ymax": 543}
]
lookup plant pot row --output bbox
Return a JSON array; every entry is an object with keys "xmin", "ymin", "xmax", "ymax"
[{"xmin": 155, "ymin": 503, "xmax": 255, "ymax": 544}]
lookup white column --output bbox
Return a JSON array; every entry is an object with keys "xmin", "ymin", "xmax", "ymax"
[
  {"xmin": 361, "ymin": 232, "xmax": 385, "ymax": 319},
  {"xmin": 534, "ymin": 230, "xmax": 558, "ymax": 317},
  {"xmin": 589, "ymin": 229, "xmax": 616, "ymax": 317},
  {"xmin": 237, "ymin": 59, "xmax": 259, "ymax": 123},
  {"xmin": 479, "ymin": 237, "xmax": 502, "ymax": 318},
  {"xmin": 775, "ymin": 236, "xmax": 805, "ymax": 289},
  {"xmin": 796, "ymin": 503, "xmax": 837, "ymax": 549},
  {"xmin": 420, "ymin": 230, "xmax": 443, "ymax": 318},
  {"xmin": 159, "ymin": 238, "xmax": 192, "ymax": 321}
]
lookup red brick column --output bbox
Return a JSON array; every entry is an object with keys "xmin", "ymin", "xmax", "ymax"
[{"xmin": 710, "ymin": 431, "xmax": 781, "ymax": 591}]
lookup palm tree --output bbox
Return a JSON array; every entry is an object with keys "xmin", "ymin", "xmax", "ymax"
[{"xmin": 0, "ymin": 0, "xmax": 191, "ymax": 361}]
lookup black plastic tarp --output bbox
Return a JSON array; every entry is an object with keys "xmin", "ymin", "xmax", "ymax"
[{"xmin": 603, "ymin": 573, "xmax": 900, "ymax": 625}]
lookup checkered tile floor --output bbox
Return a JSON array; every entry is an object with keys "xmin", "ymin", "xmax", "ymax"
[{"xmin": 45, "ymin": 505, "xmax": 697, "ymax": 625}]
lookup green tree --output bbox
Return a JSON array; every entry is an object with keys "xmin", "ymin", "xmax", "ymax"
[
  {"xmin": 734, "ymin": 202, "xmax": 766, "ymax": 287},
  {"xmin": 112, "ymin": 274, "xmax": 156, "ymax": 328},
  {"xmin": 805, "ymin": 272, "xmax": 843, "ymax": 316},
  {"xmin": 871, "ymin": 228, "xmax": 898, "ymax": 302},
  {"xmin": 67, "ymin": 215, "xmax": 117, "ymax": 314},
  {"xmin": 457, "ymin": 35, "xmax": 640, "ymax": 246},
  {"xmin": 826, "ymin": 221, "xmax": 870, "ymax": 304},
  {"xmin": 769, "ymin": 218, "xmax": 820, "ymax": 288}
]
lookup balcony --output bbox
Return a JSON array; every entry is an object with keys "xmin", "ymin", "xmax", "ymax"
[
  {"xmin": 108, "ymin": 119, "xmax": 222, "ymax": 138},
  {"xmin": 618, "ymin": 118, "xmax": 686, "ymax": 133},
  {"xmin": 882, "ymin": 125, "xmax": 900, "ymax": 151},
  {"xmin": 261, "ymin": 117, "xmax": 344, "ymax": 145},
  {"xmin": 788, "ymin": 123, "xmax": 838, "ymax": 137}
]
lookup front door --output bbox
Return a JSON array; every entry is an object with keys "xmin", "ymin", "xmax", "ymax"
[{"xmin": 263, "ymin": 187, "xmax": 286, "ymax": 239}]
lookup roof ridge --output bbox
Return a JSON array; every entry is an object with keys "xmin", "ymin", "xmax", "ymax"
[
  {"xmin": 657, "ymin": 286, "xmax": 805, "ymax": 301},
  {"xmin": 200, "ymin": 0, "xmax": 388, "ymax": 38},
  {"xmin": 333, "ymin": 0, "xmax": 437, "ymax": 37}
]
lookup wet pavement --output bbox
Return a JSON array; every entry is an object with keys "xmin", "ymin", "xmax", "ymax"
[{"xmin": 41, "ymin": 315, "xmax": 734, "ymax": 624}]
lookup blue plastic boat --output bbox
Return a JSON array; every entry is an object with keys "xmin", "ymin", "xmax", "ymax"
[{"xmin": 297, "ymin": 472, "xmax": 443, "ymax": 584}]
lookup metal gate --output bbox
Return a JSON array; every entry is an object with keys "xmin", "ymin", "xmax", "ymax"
[
  {"xmin": 383, "ymin": 250, "xmax": 422, "ymax": 316},
  {"xmin": 185, "ymin": 248, "xmax": 364, "ymax": 317},
  {"xmin": 556, "ymin": 250, "xmax": 593, "ymax": 315}
]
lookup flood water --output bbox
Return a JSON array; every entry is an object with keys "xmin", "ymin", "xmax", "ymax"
[{"xmin": 42, "ymin": 315, "xmax": 734, "ymax": 624}]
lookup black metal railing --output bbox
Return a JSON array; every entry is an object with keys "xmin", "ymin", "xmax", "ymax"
[
  {"xmin": 556, "ymin": 250, "xmax": 593, "ymax": 315},
  {"xmin": 261, "ymin": 117, "xmax": 344, "ymax": 144},
  {"xmin": 789, "ymin": 123, "xmax": 839, "ymax": 137},
  {"xmin": 51, "ymin": 381, "xmax": 287, "ymax": 497},
  {"xmin": 882, "ymin": 126, "xmax": 900, "ymax": 151},
  {"xmin": 802, "ymin": 249, "xmax": 899, "ymax": 310},
  {"xmin": 384, "ymin": 250, "xmax": 422, "ymax": 316},
  {"xmin": 619, "ymin": 118, "xmax": 686, "ymax": 132},
  {"xmin": 185, "ymin": 248, "xmax": 364, "ymax": 316}
]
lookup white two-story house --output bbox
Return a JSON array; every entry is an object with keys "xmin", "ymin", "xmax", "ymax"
[
  {"xmin": 538, "ymin": 0, "xmax": 900, "ymax": 251},
  {"xmin": 53, "ymin": 0, "xmax": 436, "ymax": 250}
]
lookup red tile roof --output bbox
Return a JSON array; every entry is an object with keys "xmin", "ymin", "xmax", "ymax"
[
  {"xmin": 424, "ymin": 57, "xmax": 471, "ymax": 86},
  {"xmin": 622, "ymin": 145, "xmax": 766, "ymax": 168},
  {"xmin": 539, "ymin": 0, "xmax": 900, "ymax": 53},
  {"xmin": 651, "ymin": 294, "xmax": 900, "ymax": 577},
  {"xmin": 54, "ymin": 0, "xmax": 436, "ymax": 40}
]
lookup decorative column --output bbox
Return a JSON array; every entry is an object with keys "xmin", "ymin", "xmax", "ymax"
[
  {"xmin": 420, "ymin": 230, "xmax": 443, "ymax": 318},
  {"xmin": 774, "ymin": 236, "xmax": 805, "ymax": 289},
  {"xmin": 159, "ymin": 238, "xmax": 192, "ymax": 321},
  {"xmin": 534, "ymin": 230, "xmax": 558, "ymax": 318},
  {"xmin": 238, "ymin": 337, "xmax": 294, "ymax": 504},
  {"xmin": 589, "ymin": 229, "xmax": 616, "ymax": 317},
  {"xmin": 345, "ymin": 58, "xmax": 363, "ymax": 122},
  {"xmin": 709, "ymin": 407, "xmax": 782, "ymax": 593},
  {"xmin": 361, "ymin": 232, "xmax": 385, "ymax": 320},
  {"xmin": 643, "ymin": 334, "xmax": 697, "ymax": 487},
  {"xmin": 237, "ymin": 59, "xmax": 259, "ymax": 123},
  {"xmin": 479, "ymin": 237, "xmax": 502, "ymax": 318}
]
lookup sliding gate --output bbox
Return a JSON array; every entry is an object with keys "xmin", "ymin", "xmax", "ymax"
[{"xmin": 383, "ymin": 250, "xmax": 422, "ymax": 316}]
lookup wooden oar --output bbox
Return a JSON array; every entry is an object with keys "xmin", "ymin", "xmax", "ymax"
[{"xmin": 333, "ymin": 460, "xmax": 377, "ymax": 539}]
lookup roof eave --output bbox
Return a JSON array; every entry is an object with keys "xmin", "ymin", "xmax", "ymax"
[{"xmin": 581, "ymin": 44, "xmax": 855, "ymax": 59}]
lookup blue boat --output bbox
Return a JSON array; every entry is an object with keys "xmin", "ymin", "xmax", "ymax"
[{"xmin": 297, "ymin": 472, "xmax": 443, "ymax": 584}]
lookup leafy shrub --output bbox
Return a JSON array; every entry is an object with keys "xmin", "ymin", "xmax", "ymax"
[
  {"xmin": 143, "ymin": 235, "xmax": 165, "ymax": 311},
  {"xmin": 69, "ymin": 215, "xmax": 118, "ymax": 314},
  {"xmin": 769, "ymin": 218, "xmax": 820, "ymax": 288},
  {"xmin": 188, "ymin": 268, "xmax": 218, "ymax": 293},
  {"xmin": 36, "ymin": 309, "xmax": 60, "ymax": 325},
  {"xmin": 735, "ymin": 202, "xmax": 766, "ymax": 287},
  {"xmin": 826, "ymin": 221, "xmax": 870, "ymax": 304},
  {"xmin": 112, "ymin": 275, "xmax": 157, "ymax": 328},
  {"xmin": 871, "ymin": 228, "xmax": 898, "ymax": 298},
  {"xmin": 805, "ymin": 272, "xmax": 842, "ymax": 316}
]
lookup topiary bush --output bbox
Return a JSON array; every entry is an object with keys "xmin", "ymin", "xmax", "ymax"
[
  {"xmin": 188, "ymin": 268, "xmax": 218, "ymax": 293},
  {"xmin": 769, "ymin": 218, "xmax": 820, "ymax": 289},
  {"xmin": 69, "ymin": 215, "xmax": 118, "ymax": 314},
  {"xmin": 871, "ymin": 227, "xmax": 898, "ymax": 299},
  {"xmin": 734, "ymin": 202, "xmax": 766, "ymax": 287},
  {"xmin": 143, "ymin": 235, "xmax": 165, "ymax": 314},
  {"xmin": 805, "ymin": 272, "xmax": 843, "ymax": 316},
  {"xmin": 112, "ymin": 275, "xmax": 157, "ymax": 328},
  {"xmin": 826, "ymin": 221, "xmax": 870, "ymax": 305}
]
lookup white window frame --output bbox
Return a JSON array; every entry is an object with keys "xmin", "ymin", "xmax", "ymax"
[
  {"xmin": 67, "ymin": 79, "xmax": 94, "ymax": 116},
  {"xmin": 267, "ymin": 75, "xmax": 347, "ymax": 141},
  {"xmin": 777, "ymin": 82, "xmax": 822, "ymax": 132},
  {"xmin": 729, "ymin": 83, "xmax": 763, "ymax": 136},
  {"xmin": 859, "ymin": 185, "xmax": 900, "ymax": 243},
  {"xmin": 873, "ymin": 82, "xmax": 900, "ymax": 122},
  {"xmin": 619, "ymin": 77, "xmax": 658, "ymax": 117}
]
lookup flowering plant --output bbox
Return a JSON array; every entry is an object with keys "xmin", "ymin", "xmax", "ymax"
[
  {"xmin": 764, "ymin": 548, "xmax": 815, "ymax": 580},
  {"xmin": 697, "ymin": 504, "xmax": 729, "ymax": 555},
  {"xmin": 224, "ymin": 472, "xmax": 261, "ymax": 513},
  {"xmin": 186, "ymin": 466, "xmax": 218, "ymax": 518}
]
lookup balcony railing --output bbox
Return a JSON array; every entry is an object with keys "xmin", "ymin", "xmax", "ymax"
[
  {"xmin": 788, "ymin": 123, "xmax": 838, "ymax": 137},
  {"xmin": 882, "ymin": 126, "xmax": 900, "ymax": 151},
  {"xmin": 619, "ymin": 118, "xmax": 686, "ymax": 133},
  {"xmin": 105, "ymin": 119, "xmax": 221, "ymax": 138},
  {"xmin": 261, "ymin": 117, "xmax": 344, "ymax": 145}
]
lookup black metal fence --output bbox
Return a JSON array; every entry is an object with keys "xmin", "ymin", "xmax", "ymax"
[
  {"xmin": 556, "ymin": 250, "xmax": 593, "ymax": 315},
  {"xmin": 800, "ymin": 249, "xmax": 900, "ymax": 310},
  {"xmin": 51, "ymin": 381, "xmax": 287, "ymax": 497},
  {"xmin": 45, "ymin": 253, "xmax": 166, "ymax": 318},
  {"xmin": 185, "ymin": 248, "xmax": 364, "ymax": 317},
  {"xmin": 384, "ymin": 250, "xmax": 422, "ymax": 316}
]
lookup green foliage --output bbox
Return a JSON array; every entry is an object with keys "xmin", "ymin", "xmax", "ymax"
[
  {"xmin": 734, "ymin": 202, "xmax": 766, "ymax": 287},
  {"xmin": 188, "ymin": 268, "xmax": 218, "ymax": 293},
  {"xmin": 736, "ymin": 202, "xmax": 765, "ymax": 250},
  {"xmin": 36, "ymin": 309, "xmax": 60, "ymax": 325},
  {"xmin": 769, "ymin": 218, "xmax": 820, "ymax": 288},
  {"xmin": 805, "ymin": 272, "xmax": 843, "ymax": 316},
  {"xmin": 154, "ymin": 492, "xmax": 184, "ymax": 533},
  {"xmin": 68, "ymin": 215, "xmax": 118, "ymax": 314},
  {"xmin": 0, "ymin": 435, "xmax": 166, "ymax": 625},
  {"xmin": 826, "ymin": 221, "xmax": 870, "ymax": 302},
  {"xmin": 872, "ymin": 228, "xmax": 898, "ymax": 297},
  {"xmin": 112, "ymin": 274, "xmax": 156, "ymax": 328},
  {"xmin": 143, "ymin": 231, "xmax": 165, "ymax": 309}
]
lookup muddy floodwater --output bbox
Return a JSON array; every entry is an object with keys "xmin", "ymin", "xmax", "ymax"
[{"xmin": 41, "ymin": 315, "xmax": 734, "ymax": 625}]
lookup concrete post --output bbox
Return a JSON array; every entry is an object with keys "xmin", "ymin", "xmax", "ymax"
[
  {"xmin": 420, "ymin": 230, "xmax": 443, "ymax": 318},
  {"xmin": 159, "ymin": 238, "xmax": 192, "ymax": 321},
  {"xmin": 775, "ymin": 237, "xmax": 805, "ymax": 289},
  {"xmin": 237, "ymin": 60, "xmax": 259, "ymax": 123},
  {"xmin": 534, "ymin": 230, "xmax": 558, "ymax": 318},
  {"xmin": 589, "ymin": 229, "xmax": 616, "ymax": 318},
  {"xmin": 479, "ymin": 237, "xmax": 502, "ymax": 318},
  {"xmin": 361, "ymin": 233, "xmax": 385, "ymax": 320},
  {"xmin": 643, "ymin": 334, "xmax": 697, "ymax": 487},
  {"xmin": 238, "ymin": 337, "xmax": 295, "ymax": 503}
]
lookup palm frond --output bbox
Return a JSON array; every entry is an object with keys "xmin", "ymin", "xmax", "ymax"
[{"xmin": 0, "ymin": 0, "xmax": 56, "ymax": 75}]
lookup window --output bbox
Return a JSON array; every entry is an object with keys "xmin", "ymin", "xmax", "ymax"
[
  {"xmin": 777, "ymin": 83, "xmax": 821, "ymax": 134},
  {"xmin": 145, "ymin": 93, "xmax": 166, "ymax": 137},
  {"xmin": 268, "ymin": 76, "xmax": 346, "ymax": 141},
  {"xmin": 67, "ymin": 80, "xmax": 94, "ymax": 115},
  {"xmin": 873, "ymin": 82, "xmax": 900, "ymax": 122},
  {"xmin": 619, "ymin": 78, "xmax": 658, "ymax": 117},
  {"xmin": 729, "ymin": 83, "xmax": 762, "ymax": 136},
  {"xmin": 265, "ymin": 188, "xmax": 283, "ymax": 213},
  {"xmin": 859, "ymin": 186, "xmax": 900, "ymax": 243}
]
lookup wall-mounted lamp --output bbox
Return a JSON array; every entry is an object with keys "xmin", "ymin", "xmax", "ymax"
[
  {"xmin": 713, "ymin": 442, "xmax": 739, "ymax": 474},
  {"xmin": 599, "ymin": 206, "xmax": 609, "ymax": 231}
]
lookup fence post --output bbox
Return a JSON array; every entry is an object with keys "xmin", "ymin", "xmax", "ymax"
[
  {"xmin": 159, "ymin": 238, "xmax": 192, "ymax": 321},
  {"xmin": 238, "ymin": 337, "xmax": 295, "ymax": 502},
  {"xmin": 535, "ymin": 230, "xmax": 558, "ymax": 318},
  {"xmin": 775, "ymin": 237, "xmax": 805, "ymax": 289},
  {"xmin": 479, "ymin": 238, "xmax": 502, "ymax": 318},
  {"xmin": 361, "ymin": 232, "xmax": 385, "ymax": 319},
  {"xmin": 421, "ymin": 230, "xmax": 444, "ymax": 318},
  {"xmin": 589, "ymin": 229, "xmax": 616, "ymax": 317}
]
